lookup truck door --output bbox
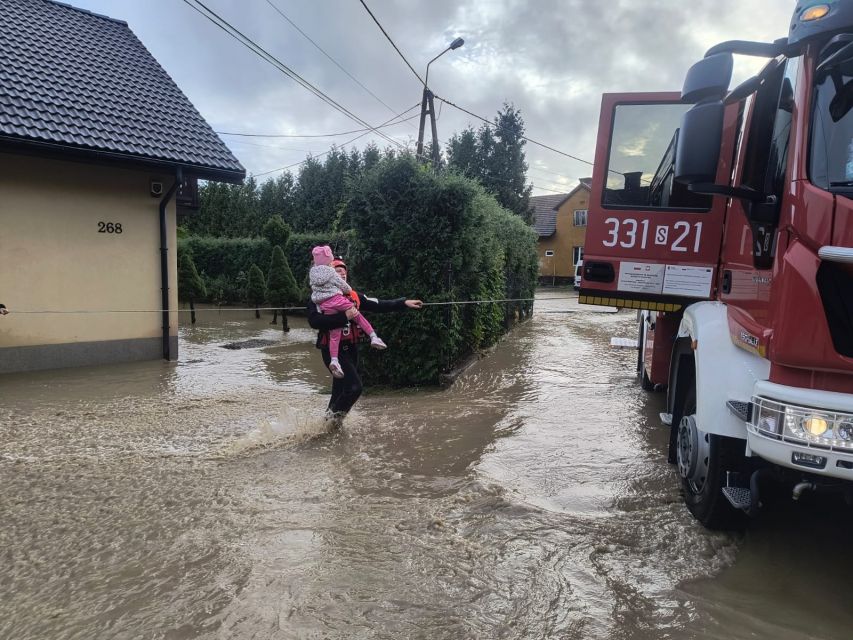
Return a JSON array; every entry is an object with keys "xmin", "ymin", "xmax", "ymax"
[{"xmin": 580, "ymin": 92, "xmax": 738, "ymax": 312}]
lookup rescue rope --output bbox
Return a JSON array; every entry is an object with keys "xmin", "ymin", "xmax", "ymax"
[{"xmin": 8, "ymin": 295, "xmax": 593, "ymax": 315}]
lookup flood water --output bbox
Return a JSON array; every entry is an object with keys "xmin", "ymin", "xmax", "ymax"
[{"xmin": 2, "ymin": 290, "xmax": 853, "ymax": 640}]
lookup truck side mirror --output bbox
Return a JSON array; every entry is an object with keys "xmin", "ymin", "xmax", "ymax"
[
  {"xmin": 681, "ymin": 53, "xmax": 733, "ymax": 103},
  {"xmin": 674, "ymin": 101, "xmax": 725, "ymax": 185}
]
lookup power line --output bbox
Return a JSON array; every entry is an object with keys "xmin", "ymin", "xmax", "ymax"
[
  {"xmin": 433, "ymin": 94, "xmax": 597, "ymax": 168},
  {"xmin": 357, "ymin": 0, "xmax": 424, "ymax": 85},
  {"xmin": 254, "ymin": 103, "xmax": 419, "ymax": 177},
  {"xmin": 182, "ymin": 0, "xmax": 404, "ymax": 151},
  {"xmin": 263, "ymin": 0, "xmax": 414, "ymax": 130},
  {"xmin": 216, "ymin": 111, "xmax": 420, "ymax": 139}
]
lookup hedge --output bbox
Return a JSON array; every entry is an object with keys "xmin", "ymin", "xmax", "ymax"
[
  {"xmin": 345, "ymin": 156, "xmax": 538, "ymax": 386},
  {"xmin": 178, "ymin": 231, "xmax": 353, "ymax": 304}
]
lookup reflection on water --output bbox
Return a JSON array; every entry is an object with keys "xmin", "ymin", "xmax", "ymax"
[{"xmin": 2, "ymin": 294, "xmax": 852, "ymax": 639}]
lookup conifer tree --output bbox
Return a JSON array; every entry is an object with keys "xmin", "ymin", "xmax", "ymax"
[
  {"xmin": 267, "ymin": 245, "xmax": 301, "ymax": 332},
  {"xmin": 246, "ymin": 264, "xmax": 266, "ymax": 319},
  {"xmin": 262, "ymin": 215, "xmax": 291, "ymax": 251},
  {"xmin": 178, "ymin": 251, "xmax": 206, "ymax": 324}
]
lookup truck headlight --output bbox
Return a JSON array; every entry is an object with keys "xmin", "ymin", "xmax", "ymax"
[
  {"xmin": 752, "ymin": 397, "xmax": 853, "ymax": 450},
  {"xmin": 803, "ymin": 416, "xmax": 828, "ymax": 436}
]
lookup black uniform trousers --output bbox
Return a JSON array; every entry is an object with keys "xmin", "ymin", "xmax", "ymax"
[{"xmin": 320, "ymin": 342, "xmax": 363, "ymax": 414}]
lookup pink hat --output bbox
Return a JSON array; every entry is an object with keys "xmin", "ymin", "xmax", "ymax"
[{"xmin": 312, "ymin": 245, "xmax": 334, "ymax": 266}]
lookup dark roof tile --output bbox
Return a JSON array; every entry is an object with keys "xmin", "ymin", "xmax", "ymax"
[
  {"xmin": 0, "ymin": 0, "xmax": 245, "ymax": 181},
  {"xmin": 531, "ymin": 193, "xmax": 568, "ymax": 237}
]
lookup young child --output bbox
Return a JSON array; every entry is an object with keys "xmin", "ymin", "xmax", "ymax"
[{"xmin": 309, "ymin": 245, "xmax": 386, "ymax": 378}]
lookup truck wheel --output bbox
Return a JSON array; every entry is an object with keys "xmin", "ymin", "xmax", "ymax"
[
  {"xmin": 637, "ymin": 318, "xmax": 654, "ymax": 391},
  {"xmin": 676, "ymin": 382, "xmax": 745, "ymax": 530}
]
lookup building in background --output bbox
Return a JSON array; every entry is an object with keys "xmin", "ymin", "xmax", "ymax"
[
  {"xmin": 0, "ymin": 0, "xmax": 245, "ymax": 374},
  {"xmin": 533, "ymin": 179, "xmax": 591, "ymax": 285}
]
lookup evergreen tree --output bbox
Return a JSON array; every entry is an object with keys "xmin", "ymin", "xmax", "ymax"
[
  {"xmin": 178, "ymin": 251, "xmax": 206, "ymax": 324},
  {"xmin": 258, "ymin": 173, "xmax": 295, "ymax": 227},
  {"xmin": 445, "ymin": 105, "xmax": 533, "ymax": 223},
  {"xmin": 487, "ymin": 104, "xmax": 533, "ymax": 223},
  {"xmin": 267, "ymin": 245, "xmax": 301, "ymax": 332},
  {"xmin": 291, "ymin": 156, "xmax": 326, "ymax": 232},
  {"xmin": 446, "ymin": 127, "xmax": 480, "ymax": 179},
  {"xmin": 362, "ymin": 143, "xmax": 381, "ymax": 172},
  {"xmin": 262, "ymin": 215, "xmax": 291, "ymax": 250},
  {"xmin": 246, "ymin": 264, "xmax": 266, "ymax": 318}
]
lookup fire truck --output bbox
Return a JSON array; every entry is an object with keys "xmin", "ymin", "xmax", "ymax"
[{"xmin": 580, "ymin": 2, "xmax": 853, "ymax": 529}]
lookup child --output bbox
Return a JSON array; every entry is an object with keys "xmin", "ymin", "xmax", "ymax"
[{"xmin": 309, "ymin": 245, "xmax": 386, "ymax": 378}]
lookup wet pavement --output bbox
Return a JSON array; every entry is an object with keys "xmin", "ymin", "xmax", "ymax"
[{"xmin": 2, "ymin": 290, "xmax": 852, "ymax": 639}]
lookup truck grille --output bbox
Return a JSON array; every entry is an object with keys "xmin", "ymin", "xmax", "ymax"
[{"xmin": 817, "ymin": 261, "xmax": 853, "ymax": 358}]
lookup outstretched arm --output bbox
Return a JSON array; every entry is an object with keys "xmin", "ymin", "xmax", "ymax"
[{"xmin": 357, "ymin": 294, "xmax": 423, "ymax": 313}]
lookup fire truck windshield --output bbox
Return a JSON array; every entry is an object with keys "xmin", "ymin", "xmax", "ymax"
[{"xmin": 811, "ymin": 60, "xmax": 853, "ymax": 191}]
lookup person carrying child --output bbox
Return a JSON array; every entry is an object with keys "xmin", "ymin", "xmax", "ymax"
[{"xmin": 309, "ymin": 245, "xmax": 386, "ymax": 378}]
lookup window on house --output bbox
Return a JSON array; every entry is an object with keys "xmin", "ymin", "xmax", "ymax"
[
  {"xmin": 573, "ymin": 209, "xmax": 588, "ymax": 226},
  {"xmin": 544, "ymin": 250, "xmax": 555, "ymax": 257},
  {"xmin": 573, "ymin": 246, "xmax": 584, "ymax": 265}
]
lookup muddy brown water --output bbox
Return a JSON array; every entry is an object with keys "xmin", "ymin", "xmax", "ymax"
[{"xmin": 2, "ymin": 291, "xmax": 853, "ymax": 640}]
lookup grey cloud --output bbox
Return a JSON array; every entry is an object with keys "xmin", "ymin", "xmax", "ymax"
[{"xmin": 67, "ymin": 0, "xmax": 793, "ymax": 190}]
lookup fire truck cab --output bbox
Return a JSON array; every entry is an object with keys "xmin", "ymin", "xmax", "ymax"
[{"xmin": 581, "ymin": 1, "xmax": 853, "ymax": 528}]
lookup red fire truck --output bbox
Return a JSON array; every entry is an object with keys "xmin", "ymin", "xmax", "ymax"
[{"xmin": 581, "ymin": 2, "xmax": 853, "ymax": 529}]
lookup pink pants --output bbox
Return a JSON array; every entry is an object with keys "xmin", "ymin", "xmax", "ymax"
[{"xmin": 320, "ymin": 294, "xmax": 375, "ymax": 359}]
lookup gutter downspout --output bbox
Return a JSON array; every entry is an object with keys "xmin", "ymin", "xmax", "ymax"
[{"xmin": 159, "ymin": 168, "xmax": 182, "ymax": 360}]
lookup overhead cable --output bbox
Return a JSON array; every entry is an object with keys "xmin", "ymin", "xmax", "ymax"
[
  {"xmin": 254, "ymin": 103, "xmax": 420, "ymax": 177},
  {"xmin": 357, "ymin": 0, "xmax": 424, "ymax": 85},
  {"xmin": 433, "ymin": 94, "xmax": 596, "ymax": 168},
  {"xmin": 217, "ymin": 110, "xmax": 420, "ymax": 139},
  {"xmin": 182, "ymin": 0, "xmax": 403, "ymax": 151},
  {"xmin": 263, "ymin": 0, "xmax": 413, "ymax": 128}
]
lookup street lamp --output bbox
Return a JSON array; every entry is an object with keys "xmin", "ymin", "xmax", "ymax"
[
  {"xmin": 417, "ymin": 37, "xmax": 464, "ymax": 166},
  {"xmin": 424, "ymin": 37, "xmax": 464, "ymax": 91}
]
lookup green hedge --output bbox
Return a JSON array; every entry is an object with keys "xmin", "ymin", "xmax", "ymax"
[
  {"xmin": 178, "ymin": 231, "xmax": 353, "ymax": 304},
  {"xmin": 345, "ymin": 156, "xmax": 538, "ymax": 386}
]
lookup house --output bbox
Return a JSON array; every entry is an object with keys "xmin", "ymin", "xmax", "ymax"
[
  {"xmin": 533, "ymin": 178, "xmax": 591, "ymax": 285},
  {"xmin": 0, "ymin": 0, "xmax": 245, "ymax": 374}
]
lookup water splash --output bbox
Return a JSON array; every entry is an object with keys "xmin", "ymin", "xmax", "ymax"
[{"xmin": 210, "ymin": 407, "xmax": 336, "ymax": 459}]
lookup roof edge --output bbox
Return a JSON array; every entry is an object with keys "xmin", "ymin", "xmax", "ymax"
[
  {"xmin": 0, "ymin": 137, "xmax": 246, "ymax": 184},
  {"xmin": 44, "ymin": 0, "xmax": 128, "ymax": 26}
]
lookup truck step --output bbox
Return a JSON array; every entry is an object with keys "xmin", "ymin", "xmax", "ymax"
[
  {"xmin": 722, "ymin": 486, "xmax": 752, "ymax": 511},
  {"xmin": 659, "ymin": 412, "xmax": 673, "ymax": 426},
  {"xmin": 610, "ymin": 337, "xmax": 639, "ymax": 349},
  {"xmin": 726, "ymin": 400, "xmax": 752, "ymax": 422}
]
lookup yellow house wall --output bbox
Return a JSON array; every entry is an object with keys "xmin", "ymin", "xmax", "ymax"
[
  {"xmin": 0, "ymin": 153, "xmax": 179, "ymax": 364},
  {"xmin": 536, "ymin": 186, "xmax": 589, "ymax": 279}
]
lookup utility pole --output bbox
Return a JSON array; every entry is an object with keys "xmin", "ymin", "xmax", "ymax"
[
  {"xmin": 416, "ymin": 88, "xmax": 440, "ymax": 168},
  {"xmin": 416, "ymin": 37, "xmax": 464, "ymax": 169}
]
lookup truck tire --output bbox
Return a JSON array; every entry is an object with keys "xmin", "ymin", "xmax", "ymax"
[{"xmin": 676, "ymin": 381, "xmax": 746, "ymax": 530}]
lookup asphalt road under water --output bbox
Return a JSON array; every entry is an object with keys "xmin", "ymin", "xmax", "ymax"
[{"xmin": 2, "ymin": 290, "xmax": 852, "ymax": 639}]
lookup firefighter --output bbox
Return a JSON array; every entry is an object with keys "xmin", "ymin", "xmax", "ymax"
[{"xmin": 306, "ymin": 257, "xmax": 423, "ymax": 427}]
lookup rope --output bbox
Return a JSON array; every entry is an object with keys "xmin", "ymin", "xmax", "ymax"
[{"xmin": 8, "ymin": 295, "xmax": 591, "ymax": 315}]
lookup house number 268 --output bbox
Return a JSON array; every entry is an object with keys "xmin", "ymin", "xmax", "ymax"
[
  {"xmin": 98, "ymin": 222, "xmax": 123, "ymax": 234},
  {"xmin": 602, "ymin": 218, "xmax": 701, "ymax": 253}
]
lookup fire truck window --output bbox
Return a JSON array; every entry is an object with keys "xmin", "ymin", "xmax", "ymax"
[
  {"xmin": 739, "ymin": 60, "xmax": 785, "ymax": 192},
  {"xmin": 603, "ymin": 103, "xmax": 711, "ymax": 210},
  {"xmin": 811, "ymin": 58, "xmax": 853, "ymax": 190},
  {"xmin": 765, "ymin": 57, "xmax": 798, "ymax": 198}
]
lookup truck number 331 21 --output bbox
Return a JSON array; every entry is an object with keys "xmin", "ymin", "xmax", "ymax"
[{"xmin": 601, "ymin": 218, "xmax": 702, "ymax": 253}]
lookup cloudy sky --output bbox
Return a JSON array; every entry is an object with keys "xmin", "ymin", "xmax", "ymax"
[{"xmin": 66, "ymin": 0, "xmax": 793, "ymax": 195}]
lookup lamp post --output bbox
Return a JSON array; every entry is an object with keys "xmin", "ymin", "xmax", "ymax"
[{"xmin": 416, "ymin": 37, "xmax": 464, "ymax": 167}]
